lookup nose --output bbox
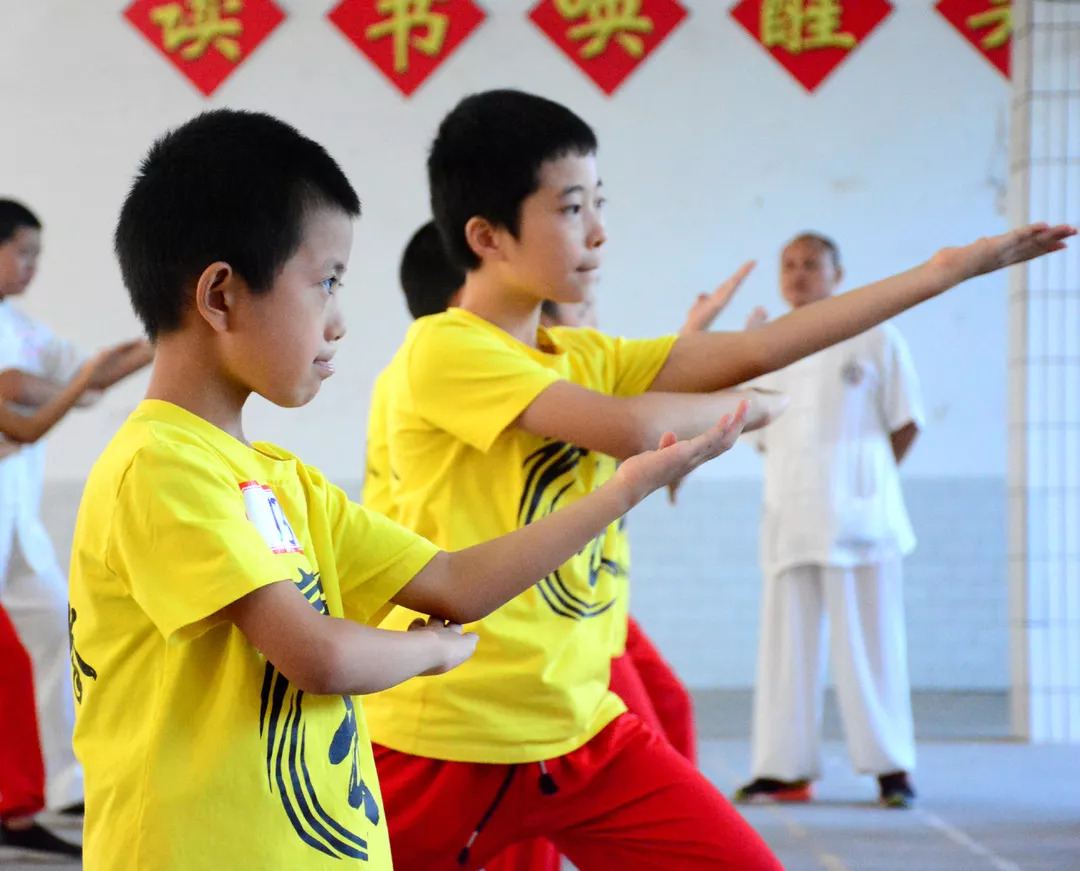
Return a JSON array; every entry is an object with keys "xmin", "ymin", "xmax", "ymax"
[
  {"xmin": 327, "ymin": 297, "xmax": 346, "ymax": 343},
  {"xmin": 587, "ymin": 210, "xmax": 606, "ymax": 250}
]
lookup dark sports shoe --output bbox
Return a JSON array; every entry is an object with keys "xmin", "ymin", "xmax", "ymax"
[
  {"xmin": 0, "ymin": 821, "xmax": 81, "ymax": 859},
  {"xmin": 878, "ymin": 771, "xmax": 916, "ymax": 808},
  {"xmin": 733, "ymin": 777, "xmax": 813, "ymax": 804}
]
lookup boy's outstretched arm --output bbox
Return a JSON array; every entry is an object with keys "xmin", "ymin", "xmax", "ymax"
[
  {"xmin": 649, "ymin": 224, "xmax": 1076, "ymax": 394},
  {"xmin": 222, "ymin": 405, "xmax": 749, "ymax": 697},
  {"xmin": 516, "ymin": 383, "xmax": 786, "ymax": 461},
  {"xmin": 393, "ymin": 403, "xmax": 749, "ymax": 623},
  {"xmin": 224, "ymin": 584, "xmax": 478, "ymax": 696}
]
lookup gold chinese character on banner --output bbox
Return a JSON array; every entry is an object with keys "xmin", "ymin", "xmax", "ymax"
[
  {"xmin": 150, "ymin": 0, "xmax": 244, "ymax": 61},
  {"xmin": 967, "ymin": 0, "xmax": 1011, "ymax": 50},
  {"xmin": 365, "ymin": 0, "xmax": 450, "ymax": 73},
  {"xmin": 554, "ymin": 0, "xmax": 654, "ymax": 59},
  {"xmin": 761, "ymin": 0, "xmax": 855, "ymax": 54}
]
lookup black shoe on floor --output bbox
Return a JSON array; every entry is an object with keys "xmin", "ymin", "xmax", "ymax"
[
  {"xmin": 0, "ymin": 821, "xmax": 82, "ymax": 858},
  {"xmin": 878, "ymin": 771, "xmax": 916, "ymax": 808},
  {"xmin": 733, "ymin": 777, "xmax": 813, "ymax": 803}
]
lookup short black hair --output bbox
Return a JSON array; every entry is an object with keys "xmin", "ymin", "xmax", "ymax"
[
  {"xmin": 115, "ymin": 109, "xmax": 361, "ymax": 339},
  {"xmin": 0, "ymin": 200, "xmax": 41, "ymax": 246},
  {"xmin": 399, "ymin": 221, "xmax": 464, "ymax": 320},
  {"xmin": 788, "ymin": 232, "xmax": 842, "ymax": 271},
  {"xmin": 428, "ymin": 89, "xmax": 597, "ymax": 271}
]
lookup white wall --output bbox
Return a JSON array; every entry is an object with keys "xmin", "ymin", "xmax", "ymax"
[
  {"xmin": 3, "ymin": 0, "xmax": 1010, "ymax": 482},
  {"xmin": 4, "ymin": 2, "xmax": 1017, "ymax": 690}
]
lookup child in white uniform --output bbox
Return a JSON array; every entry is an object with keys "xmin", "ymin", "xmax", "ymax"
[{"xmin": 0, "ymin": 199, "xmax": 152, "ymax": 811}]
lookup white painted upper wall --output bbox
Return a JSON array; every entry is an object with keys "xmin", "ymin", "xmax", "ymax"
[{"xmin": 1, "ymin": 0, "xmax": 1012, "ymax": 482}]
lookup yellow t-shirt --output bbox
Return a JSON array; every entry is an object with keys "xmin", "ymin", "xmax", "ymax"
[
  {"xmin": 365, "ymin": 308, "xmax": 675, "ymax": 762},
  {"xmin": 607, "ymin": 514, "xmax": 633, "ymax": 656},
  {"xmin": 362, "ymin": 367, "xmax": 393, "ymax": 516},
  {"xmin": 69, "ymin": 400, "xmax": 438, "ymax": 871}
]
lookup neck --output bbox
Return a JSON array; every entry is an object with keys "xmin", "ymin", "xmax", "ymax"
[
  {"xmin": 457, "ymin": 269, "xmax": 542, "ymax": 348},
  {"xmin": 144, "ymin": 333, "xmax": 250, "ymax": 443}
]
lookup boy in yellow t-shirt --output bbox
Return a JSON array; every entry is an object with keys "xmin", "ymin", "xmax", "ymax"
[
  {"xmin": 363, "ymin": 88, "xmax": 1073, "ymax": 871},
  {"xmin": 363, "ymin": 220, "xmax": 464, "ymax": 517},
  {"xmin": 366, "ymin": 230, "xmax": 758, "ymax": 871},
  {"xmin": 68, "ymin": 109, "xmax": 751, "ymax": 871}
]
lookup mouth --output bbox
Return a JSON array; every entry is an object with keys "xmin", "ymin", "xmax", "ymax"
[{"xmin": 313, "ymin": 357, "xmax": 335, "ymax": 376}]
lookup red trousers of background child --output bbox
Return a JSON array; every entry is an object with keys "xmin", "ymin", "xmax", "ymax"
[{"xmin": 0, "ymin": 604, "xmax": 46, "ymax": 821}]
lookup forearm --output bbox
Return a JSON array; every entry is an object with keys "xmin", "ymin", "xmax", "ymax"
[
  {"xmin": 312, "ymin": 619, "xmax": 450, "ymax": 695},
  {"xmin": 407, "ymin": 482, "xmax": 632, "ymax": 623},
  {"xmin": 519, "ymin": 385, "xmax": 779, "ymax": 462},
  {"xmin": 0, "ymin": 369, "xmax": 66, "ymax": 406},
  {"xmin": 891, "ymin": 422, "xmax": 919, "ymax": 464},
  {"xmin": 654, "ymin": 261, "xmax": 953, "ymax": 392},
  {"xmin": 0, "ymin": 372, "xmax": 91, "ymax": 443},
  {"xmin": 89, "ymin": 345, "xmax": 153, "ymax": 390},
  {"xmin": 616, "ymin": 390, "xmax": 776, "ymax": 457}
]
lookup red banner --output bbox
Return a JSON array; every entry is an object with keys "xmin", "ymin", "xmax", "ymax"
[
  {"xmin": 124, "ymin": 0, "xmax": 284, "ymax": 96},
  {"xmin": 529, "ymin": 0, "xmax": 689, "ymax": 96},
  {"xmin": 936, "ymin": 0, "xmax": 1011, "ymax": 79},
  {"xmin": 729, "ymin": 0, "xmax": 893, "ymax": 93},
  {"xmin": 329, "ymin": 0, "xmax": 487, "ymax": 97}
]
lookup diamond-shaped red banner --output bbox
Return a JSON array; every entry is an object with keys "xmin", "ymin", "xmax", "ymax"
[
  {"xmin": 935, "ymin": 0, "xmax": 1010, "ymax": 79},
  {"xmin": 123, "ymin": 0, "xmax": 284, "ymax": 97},
  {"xmin": 529, "ymin": 0, "xmax": 688, "ymax": 96},
  {"xmin": 329, "ymin": 0, "xmax": 486, "ymax": 97},
  {"xmin": 730, "ymin": 0, "xmax": 892, "ymax": 93}
]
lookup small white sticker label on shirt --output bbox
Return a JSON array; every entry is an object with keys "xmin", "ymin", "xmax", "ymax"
[{"xmin": 240, "ymin": 480, "xmax": 303, "ymax": 555}]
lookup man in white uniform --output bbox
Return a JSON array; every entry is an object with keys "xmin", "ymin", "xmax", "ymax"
[
  {"xmin": 0, "ymin": 199, "xmax": 152, "ymax": 811},
  {"xmin": 735, "ymin": 232, "xmax": 924, "ymax": 808}
]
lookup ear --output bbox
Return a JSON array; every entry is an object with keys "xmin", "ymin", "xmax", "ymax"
[
  {"xmin": 463, "ymin": 216, "xmax": 507, "ymax": 265},
  {"xmin": 193, "ymin": 262, "xmax": 243, "ymax": 333},
  {"xmin": 833, "ymin": 265, "xmax": 845, "ymax": 287}
]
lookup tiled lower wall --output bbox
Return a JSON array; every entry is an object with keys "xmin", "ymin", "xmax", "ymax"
[{"xmin": 42, "ymin": 475, "xmax": 1009, "ymax": 691}]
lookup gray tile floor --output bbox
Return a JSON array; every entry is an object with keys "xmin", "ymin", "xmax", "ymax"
[{"xmin": 6, "ymin": 692, "xmax": 1078, "ymax": 870}]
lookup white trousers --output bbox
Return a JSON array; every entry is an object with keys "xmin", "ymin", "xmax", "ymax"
[
  {"xmin": 2, "ymin": 545, "xmax": 82, "ymax": 808},
  {"xmin": 750, "ymin": 561, "xmax": 916, "ymax": 782}
]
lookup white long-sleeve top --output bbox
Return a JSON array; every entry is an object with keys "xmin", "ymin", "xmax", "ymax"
[
  {"xmin": 0, "ymin": 301, "xmax": 85, "ymax": 579},
  {"xmin": 749, "ymin": 322, "xmax": 925, "ymax": 573}
]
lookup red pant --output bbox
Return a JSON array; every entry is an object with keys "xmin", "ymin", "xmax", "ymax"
[
  {"xmin": 610, "ymin": 617, "xmax": 696, "ymax": 765},
  {"xmin": 487, "ymin": 618, "xmax": 698, "ymax": 871},
  {"xmin": 373, "ymin": 712, "xmax": 780, "ymax": 871},
  {"xmin": 0, "ymin": 605, "xmax": 46, "ymax": 821}
]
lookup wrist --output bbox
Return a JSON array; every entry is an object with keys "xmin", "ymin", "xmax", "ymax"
[
  {"xmin": 72, "ymin": 370, "xmax": 94, "ymax": 394},
  {"xmin": 603, "ymin": 471, "xmax": 638, "ymax": 516},
  {"xmin": 922, "ymin": 250, "xmax": 971, "ymax": 296}
]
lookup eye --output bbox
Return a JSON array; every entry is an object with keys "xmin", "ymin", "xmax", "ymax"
[
  {"xmin": 561, "ymin": 204, "xmax": 582, "ymax": 216},
  {"xmin": 596, "ymin": 196, "xmax": 607, "ymax": 210},
  {"xmin": 321, "ymin": 276, "xmax": 341, "ymax": 293}
]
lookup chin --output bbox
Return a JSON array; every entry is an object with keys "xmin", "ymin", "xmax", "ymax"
[
  {"xmin": 260, "ymin": 384, "xmax": 320, "ymax": 409},
  {"xmin": 555, "ymin": 285, "xmax": 588, "ymax": 303}
]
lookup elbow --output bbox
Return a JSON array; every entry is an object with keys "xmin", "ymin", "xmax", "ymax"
[
  {"xmin": 5, "ymin": 428, "xmax": 38, "ymax": 446},
  {"xmin": 284, "ymin": 662, "xmax": 339, "ymax": 696},
  {"xmin": 433, "ymin": 597, "xmax": 488, "ymax": 626},
  {"xmin": 605, "ymin": 435, "xmax": 651, "ymax": 462},
  {"xmin": 276, "ymin": 639, "xmax": 349, "ymax": 696}
]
